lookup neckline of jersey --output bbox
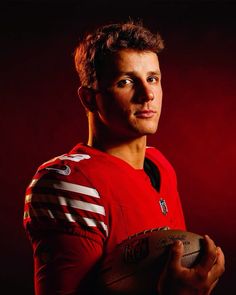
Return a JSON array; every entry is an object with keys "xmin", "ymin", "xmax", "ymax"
[{"xmin": 74, "ymin": 143, "xmax": 150, "ymax": 180}]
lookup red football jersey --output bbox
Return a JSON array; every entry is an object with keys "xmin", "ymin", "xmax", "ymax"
[{"xmin": 24, "ymin": 143, "xmax": 186, "ymax": 294}]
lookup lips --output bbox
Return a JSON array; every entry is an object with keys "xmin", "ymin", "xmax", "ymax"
[{"xmin": 134, "ymin": 110, "xmax": 157, "ymax": 118}]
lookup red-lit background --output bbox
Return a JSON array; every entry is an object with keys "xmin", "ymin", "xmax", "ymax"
[{"xmin": 1, "ymin": 1, "xmax": 235, "ymax": 294}]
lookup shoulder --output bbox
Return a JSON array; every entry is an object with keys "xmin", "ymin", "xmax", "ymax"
[
  {"xmin": 34, "ymin": 143, "xmax": 106, "ymax": 180},
  {"xmin": 38, "ymin": 143, "xmax": 98, "ymax": 169},
  {"xmin": 24, "ymin": 143, "xmax": 109, "ymax": 242}
]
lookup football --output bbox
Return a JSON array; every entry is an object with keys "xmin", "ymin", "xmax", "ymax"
[{"xmin": 98, "ymin": 228, "xmax": 204, "ymax": 295}]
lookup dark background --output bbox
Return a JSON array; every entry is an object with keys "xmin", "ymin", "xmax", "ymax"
[{"xmin": 1, "ymin": 0, "xmax": 235, "ymax": 294}]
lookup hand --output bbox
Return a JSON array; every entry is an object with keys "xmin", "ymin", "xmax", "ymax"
[{"xmin": 157, "ymin": 235, "xmax": 225, "ymax": 295}]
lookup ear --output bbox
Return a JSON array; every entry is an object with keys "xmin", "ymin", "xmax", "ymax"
[{"xmin": 78, "ymin": 86, "xmax": 97, "ymax": 112}]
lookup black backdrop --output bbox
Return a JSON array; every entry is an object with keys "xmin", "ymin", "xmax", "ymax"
[{"xmin": 1, "ymin": 1, "xmax": 236, "ymax": 294}]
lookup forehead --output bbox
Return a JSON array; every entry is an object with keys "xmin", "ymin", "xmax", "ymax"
[
  {"xmin": 113, "ymin": 49, "xmax": 160, "ymax": 71},
  {"xmin": 99, "ymin": 49, "xmax": 160, "ymax": 78}
]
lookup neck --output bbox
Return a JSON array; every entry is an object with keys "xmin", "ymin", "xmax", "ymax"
[{"xmin": 87, "ymin": 116, "xmax": 147, "ymax": 169}]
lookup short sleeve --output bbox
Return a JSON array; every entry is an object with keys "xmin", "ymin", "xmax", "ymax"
[{"xmin": 23, "ymin": 155, "xmax": 108, "ymax": 245}]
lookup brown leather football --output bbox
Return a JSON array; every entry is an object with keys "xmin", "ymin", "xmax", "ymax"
[{"xmin": 98, "ymin": 228, "xmax": 203, "ymax": 295}]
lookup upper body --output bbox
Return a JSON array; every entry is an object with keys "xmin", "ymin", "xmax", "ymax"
[
  {"xmin": 24, "ymin": 143, "xmax": 185, "ymax": 294},
  {"xmin": 24, "ymin": 21, "xmax": 224, "ymax": 294}
]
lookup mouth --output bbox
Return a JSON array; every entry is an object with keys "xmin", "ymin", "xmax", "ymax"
[{"xmin": 134, "ymin": 110, "xmax": 157, "ymax": 119}]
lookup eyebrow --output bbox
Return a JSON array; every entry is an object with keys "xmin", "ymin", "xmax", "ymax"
[
  {"xmin": 147, "ymin": 71, "xmax": 161, "ymax": 76},
  {"xmin": 116, "ymin": 70, "xmax": 161, "ymax": 77}
]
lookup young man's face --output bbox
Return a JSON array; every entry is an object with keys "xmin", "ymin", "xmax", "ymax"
[{"xmin": 94, "ymin": 49, "xmax": 163, "ymax": 140}]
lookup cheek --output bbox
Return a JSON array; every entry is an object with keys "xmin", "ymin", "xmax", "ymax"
[
  {"xmin": 156, "ymin": 87, "xmax": 163, "ymax": 110},
  {"xmin": 96, "ymin": 93, "xmax": 113, "ymax": 116},
  {"xmin": 159, "ymin": 95, "xmax": 162, "ymax": 110},
  {"xmin": 96, "ymin": 92, "xmax": 131, "ymax": 120}
]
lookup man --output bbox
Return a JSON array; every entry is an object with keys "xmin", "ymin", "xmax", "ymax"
[{"xmin": 24, "ymin": 21, "xmax": 225, "ymax": 294}]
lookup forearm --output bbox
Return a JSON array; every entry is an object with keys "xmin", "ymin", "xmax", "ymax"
[{"xmin": 33, "ymin": 233, "xmax": 103, "ymax": 295}]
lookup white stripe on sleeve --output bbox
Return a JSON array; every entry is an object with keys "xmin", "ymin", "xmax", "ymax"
[
  {"xmin": 24, "ymin": 209, "xmax": 108, "ymax": 236},
  {"xmin": 83, "ymin": 217, "xmax": 108, "ymax": 237},
  {"xmin": 25, "ymin": 194, "xmax": 105, "ymax": 216},
  {"xmin": 30, "ymin": 179, "xmax": 100, "ymax": 198}
]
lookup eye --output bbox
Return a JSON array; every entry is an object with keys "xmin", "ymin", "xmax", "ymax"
[
  {"xmin": 147, "ymin": 76, "xmax": 160, "ymax": 83},
  {"xmin": 117, "ymin": 79, "xmax": 133, "ymax": 88}
]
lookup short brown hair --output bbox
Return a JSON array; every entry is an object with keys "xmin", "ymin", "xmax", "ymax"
[{"xmin": 74, "ymin": 21, "xmax": 164, "ymax": 88}]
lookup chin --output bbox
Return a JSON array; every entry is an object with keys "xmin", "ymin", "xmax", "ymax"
[
  {"xmin": 137, "ymin": 122, "xmax": 159, "ymax": 135},
  {"xmin": 143, "ymin": 130, "xmax": 158, "ymax": 136}
]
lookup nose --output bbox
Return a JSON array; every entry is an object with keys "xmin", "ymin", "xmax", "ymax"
[{"xmin": 136, "ymin": 82, "xmax": 155, "ymax": 103}]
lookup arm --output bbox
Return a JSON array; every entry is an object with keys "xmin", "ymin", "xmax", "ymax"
[
  {"xmin": 24, "ymin": 155, "xmax": 108, "ymax": 294},
  {"xmin": 33, "ymin": 233, "xmax": 103, "ymax": 295},
  {"xmin": 157, "ymin": 235, "xmax": 225, "ymax": 295}
]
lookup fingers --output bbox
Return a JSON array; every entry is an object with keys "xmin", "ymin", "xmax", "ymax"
[
  {"xmin": 158, "ymin": 237, "xmax": 225, "ymax": 295},
  {"xmin": 157, "ymin": 240, "xmax": 185, "ymax": 293},
  {"xmin": 208, "ymin": 246, "xmax": 225, "ymax": 284},
  {"xmin": 205, "ymin": 278, "xmax": 219, "ymax": 295},
  {"xmin": 195, "ymin": 235, "xmax": 225, "ymax": 287},
  {"xmin": 198, "ymin": 235, "xmax": 218, "ymax": 273},
  {"xmin": 216, "ymin": 246, "xmax": 225, "ymax": 273}
]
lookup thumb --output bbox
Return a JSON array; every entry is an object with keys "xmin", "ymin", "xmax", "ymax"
[{"xmin": 168, "ymin": 240, "xmax": 184, "ymax": 270}]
